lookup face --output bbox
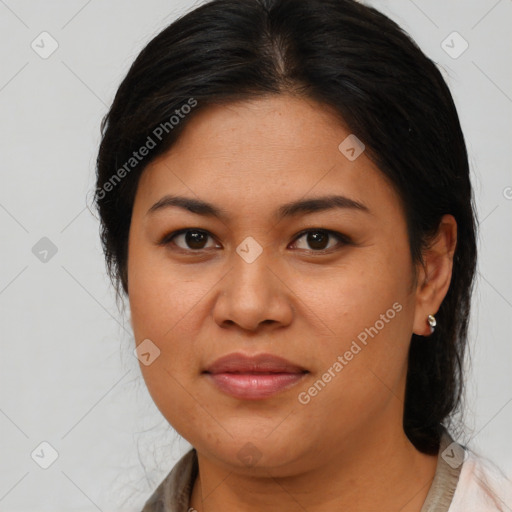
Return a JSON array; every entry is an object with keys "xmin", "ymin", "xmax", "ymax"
[{"xmin": 127, "ymin": 94, "xmax": 422, "ymax": 476}]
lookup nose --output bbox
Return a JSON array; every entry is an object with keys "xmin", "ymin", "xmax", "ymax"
[{"xmin": 212, "ymin": 246, "xmax": 294, "ymax": 333}]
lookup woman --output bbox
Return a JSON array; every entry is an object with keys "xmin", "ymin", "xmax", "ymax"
[{"xmin": 94, "ymin": 0, "xmax": 512, "ymax": 510}]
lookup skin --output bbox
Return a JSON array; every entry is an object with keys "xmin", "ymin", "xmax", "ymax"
[{"xmin": 127, "ymin": 94, "xmax": 457, "ymax": 511}]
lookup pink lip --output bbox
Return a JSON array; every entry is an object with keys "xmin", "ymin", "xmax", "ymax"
[{"xmin": 203, "ymin": 353, "xmax": 308, "ymax": 400}]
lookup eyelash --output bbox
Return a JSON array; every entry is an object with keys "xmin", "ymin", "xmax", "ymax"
[{"xmin": 158, "ymin": 228, "xmax": 352, "ymax": 254}]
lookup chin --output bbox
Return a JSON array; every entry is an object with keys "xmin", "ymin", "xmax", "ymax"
[{"xmin": 189, "ymin": 429, "xmax": 312, "ymax": 475}]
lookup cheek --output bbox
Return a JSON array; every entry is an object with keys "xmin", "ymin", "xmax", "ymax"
[
  {"xmin": 127, "ymin": 234, "xmax": 201, "ymax": 339},
  {"xmin": 295, "ymin": 247, "xmax": 414, "ymax": 390},
  {"xmin": 290, "ymin": 263, "xmax": 412, "ymax": 432},
  {"xmin": 127, "ymin": 245, "xmax": 208, "ymax": 425},
  {"xmin": 127, "ymin": 241, "xmax": 225, "ymax": 383},
  {"xmin": 298, "ymin": 249, "xmax": 411, "ymax": 337}
]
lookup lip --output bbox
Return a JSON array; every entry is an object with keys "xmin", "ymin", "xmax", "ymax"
[{"xmin": 203, "ymin": 352, "xmax": 309, "ymax": 400}]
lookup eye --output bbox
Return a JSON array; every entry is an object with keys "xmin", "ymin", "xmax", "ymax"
[
  {"xmin": 159, "ymin": 228, "xmax": 351, "ymax": 254},
  {"xmin": 159, "ymin": 229, "xmax": 220, "ymax": 251},
  {"xmin": 290, "ymin": 229, "xmax": 351, "ymax": 252}
]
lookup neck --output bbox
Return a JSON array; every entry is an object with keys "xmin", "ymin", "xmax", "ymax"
[{"xmin": 189, "ymin": 423, "xmax": 438, "ymax": 512}]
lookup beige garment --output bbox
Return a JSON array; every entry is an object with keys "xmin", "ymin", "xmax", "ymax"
[{"xmin": 141, "ymin": 430, "xmax": 463, "ymax": 512}]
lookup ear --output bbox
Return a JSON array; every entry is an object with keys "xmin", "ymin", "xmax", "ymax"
[{"xmin": 412, "ymin": 214, "xmax": 457, "ymax": 337}]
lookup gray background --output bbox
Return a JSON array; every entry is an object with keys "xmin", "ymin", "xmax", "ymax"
[{"xmin": 0, "ymin": 0, "xmax": 511, "ymax": 510}]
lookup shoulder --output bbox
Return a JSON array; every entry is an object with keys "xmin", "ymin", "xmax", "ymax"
[
  {"xmin": 140, "ymin": 448, "xmax": 198, "ymax": 512},
  {"xmin": 449, "ymin": 449, "xmax": 512, "ymax": 512}
]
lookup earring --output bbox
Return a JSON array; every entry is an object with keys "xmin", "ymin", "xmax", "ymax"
[{"xmin": 427, "ymin": 314, "xmax": 437, "ymax": 334}]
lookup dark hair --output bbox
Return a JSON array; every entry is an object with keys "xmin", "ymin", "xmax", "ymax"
[{"xmin": 94, "ymin": 0, "xmax": 477, "ymax": 454}]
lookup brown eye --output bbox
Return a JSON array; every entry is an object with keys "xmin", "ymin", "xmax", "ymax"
[
  {"xmin": 161, "ymin": 229, "xmax": 219, "ymax": 251},
  {"xmin": 306, "ymin": 231, "xmax": 329, "ymax": 250},
  {"xmin": 160, "ymin": 228, "xmax": 350, "ymax": 254},
  {"xmin": 291, "ymin": 229, "xmax": 350, "ymax": 252}
]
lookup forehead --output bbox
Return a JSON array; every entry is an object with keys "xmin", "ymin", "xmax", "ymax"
[{"xmin": 133, "ymin": 94, "xmax": 402, "ymax": 222}]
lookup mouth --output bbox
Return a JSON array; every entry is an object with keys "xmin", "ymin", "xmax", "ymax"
[{"xmin": 203, "ymin": 352, "xmax": 309, "ymax": 400}]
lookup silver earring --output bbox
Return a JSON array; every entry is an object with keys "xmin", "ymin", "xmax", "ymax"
[{"xmin": 427, "ymin": 314, "xmax": 437, "ymax": 334}]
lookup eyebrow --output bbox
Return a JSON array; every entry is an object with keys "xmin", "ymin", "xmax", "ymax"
[{"xmin": 146, "ymin": 194, "xmax": 370, "ymax": 221}]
